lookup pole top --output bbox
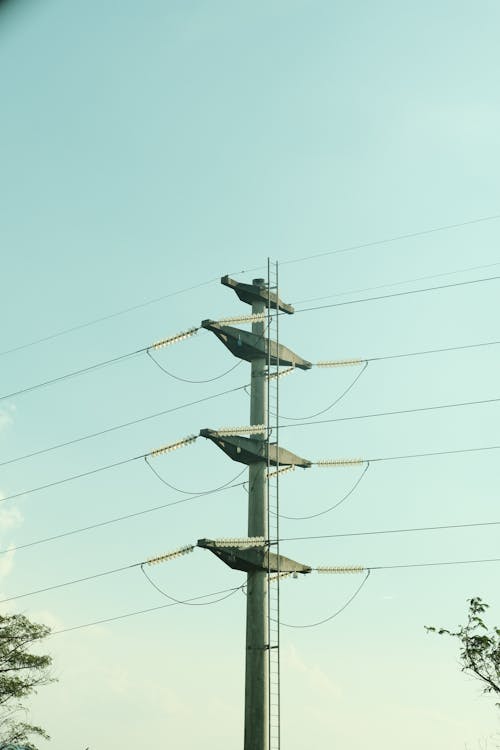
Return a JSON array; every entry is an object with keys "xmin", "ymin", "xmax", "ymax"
[{"xmin": 221, "ymin": 275, "xmax": 294, "ymax": 314}]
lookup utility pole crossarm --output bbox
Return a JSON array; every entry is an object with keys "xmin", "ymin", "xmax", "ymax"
[
  {"xmin": 199, "ymin": 429, "xmax": 312, "ymax": 468},
  {"xmin": 197, "ymin": 539, "xmax": 311, "ymax": 575},
  {"xmin": 200, "ymin": 320, "xmax": 312, "ymax": 370},
  {"xmin": 221, "ymin": 275, "xmax": 294, "ymax": 314}
]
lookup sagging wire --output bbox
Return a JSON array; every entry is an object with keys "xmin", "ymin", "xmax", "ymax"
[
  {"xmin": 144, "ymin": 456, "xmax": 247, "ymax": 495},
  {"xmin": 0, "ymin": 435, "xmax": 198, "ymax": 504},
  {"xmin": 146, "ymin": 315, "xmax": 273, "ymax": 385},
  {"xmin": 276, "ymin": 462, "xmax": 370, "ymax": 520},
  {"xmin": 0, "ymin": 544, "xmax": 195, "ymax": 605},
  {"xmin": 0, "ymin": 325, "xmax": 201, "ymax": 403},
  {"xmin": 53, "ymin": 583, "xmax": 251, "ymax": 634},
  {"xmin": 276, "ymin": 361, "xmax": 369, "ymax": 421},
  {"xmin": 147, "ymin": 348, "xmax": 242, "ymax": 383},
  {"xmin": 140, "ymin": 564, "xmax": 245, "ymax": 606},
  {"xmin": 146, "ymin": 348, "xmax": 243, "ymax": 384},
  {"xmin": 279, "ymin": 569, "xmax": 371, "ymax": 629}
]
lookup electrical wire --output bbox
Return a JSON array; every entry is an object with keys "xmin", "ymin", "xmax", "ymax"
[
  {"xmin": 366, "ymin": 338, "xmax": 500, "ymax": 363},
  {"xmin": 277, "ymin": 361, "xmax": 368, "ymax": 420},
  {"xmin": 11, "ymin": 551, "xmax": 500, "ymax": 616},
  {"xmin": 0, "ymin": 551, "xmax": 243, "ymax": 609},
  {"xmin": 2, "ymin": 319, "xmax": 274, "ymax": 406},
  {"xmin": 4, "ymin": 312, "xmax": 498, "ymax": 407},
  {"xmin": 282, "ymin": 213, "xmax": 500, "ymax": 266},
  {"xmin": 143, "ymin": 457, "xmax": 246, "ymax": 495},
  {"xmin": 140, "ymin": 564, "xmax": 244, "ymax": 606},
  {"xmin": 0, "ymin": 382, "xmax": 249, "ymax": 468},
  {"xmin": 279, "ymin": 554, "xmax": 500, "ymax": 630},
  {"xmin": 0, "ymin": 480, "xmax": 247, "ymax": 557},
  {"xmin": 276, "ymin": 463, "xmax": 370, "ymax": 520},
  {"xmin": 279, "ymin": 570, "xmax": 371, "ymax": 629},
  {"xmin": 294, "ymin": 274, "xmax": 500, "ymax": 316},
  {"xmin": 1, "ymin": 454, "xmax": 144, "ymax": 503},
  {"xmin": 367, "ymin": 444, "xmax": 500, "ymax": 463},
  {"xmin": 0, "ymin": 562, "xmax": 139, "ymax": 605},
  {"xmin": 2, "ymin": 439, "xmax": 246, "ymax": 504},
  {"xmin": 47, "ymin": 556, "xmax": 500, "ymax": 635},
  {"xmin": 280, "ymin": 552, "xmax": 500, "ymax": 629},
  {"xmin": 0, "ymin": 347, "xmax": 146, "ymax": 402},
  {"xmin": 5, "ymin": 437, "xmax": 500, "ymax": 507},
  {"xmin": 146, "ymin": 349, "xmax": 243, "ymax": 383},
  {"xmin": 278, "ymin": 395, "xmax": 500, "ymax": 431},
  {"xmin": 0, "ymin": 326, "xmax": 217, "ymax": 403},
  {"xmin": 2, "ymin": 437, "xmax": 205, "ymax": 503},
  {"xmin": 281, "ymin": 518, "xmax": 500, "ymax": 543},
  {"xmin": 3, "ymin": 213, "xmax": 499, "ymax": 361},
  {"xmin": 293, "ymin": 259, "xmax": 500, "ymax": 305},
  {"xmin": 52, "ymin": 584, "xmax": 246, "ymax": 635},
  {"xmin": 369, "ymin": 557, "xmax": 500, "ymax": 571},
  {"xmin": 2, "ymin": 339, "xmax": 499, "ymax": 472},
  {"xmin": 0, "ymin": 277, "xmax": 219, "ymax": 358}
]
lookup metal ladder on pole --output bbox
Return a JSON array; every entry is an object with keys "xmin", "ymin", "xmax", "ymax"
[{"xmin": 267, "ymin": 259, "xmax": 281, "ymax": 750}]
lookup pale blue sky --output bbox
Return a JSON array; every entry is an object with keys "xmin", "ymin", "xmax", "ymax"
[{"xmin": 1, "ymin": 2, "xmax": 500, "ymax": 748}]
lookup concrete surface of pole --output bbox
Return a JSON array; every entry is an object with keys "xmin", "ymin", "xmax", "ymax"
[{"xmin": 244, "ymin": 278, "xmax": 268, "ymax": 750}]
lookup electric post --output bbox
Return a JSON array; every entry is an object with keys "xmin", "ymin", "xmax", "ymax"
[
  {"xmin": 245, "ymin": 278, "xmax": 268, "ymax": 750},
  {"xmin": 198, "ymin": 268, "xmax": 312, "ymax": 750}
]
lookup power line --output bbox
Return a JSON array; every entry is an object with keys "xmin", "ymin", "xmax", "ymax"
[
  {"xmin": 3, "ymin": 214, "xmax": 499, "ymax": 361},
  {"xmin": 295, "ymin": 274, "xmax": 500, "ymax": 315},
  {"xmin": 0, "ymin": 382, "xmax": 249, "ymax": 468},
  {"xmin": 1, "ymin": 434, "xmax": 198, "ymax": 502},
  {"xmin": 317, "ymin": 337, "xmax": 500, "ymax": 367},
  {"xmin": 51, "ymin": 555, "xmax": 500, "ymax": 635},
  {"xmin": 279, "ymin": 570, "xmax": 371, "ymax": 629},
  {"xmin": 0, "ymin": 548, "xmax": 242, "ymax": 609},
  {"xmin": 278, "ymin": 395, "xmax": 500, "ymax": 430},
  {"xmin": 276, "ymin": 463, "xmax": 370, "ymax": 520},
  {"xmin": 282, "ymin": 213, "xmax": 500, "ymax": 266},
  {"xmin": 143, "ymin": 458, "xmax": 246, "ymax": 495},
  {"xmin": 366, "ymin": 337, "xmax": 500, "ymax": 362},
  {"xmin": 5, "ymin": 437, "xmax": 500, "ymax": 506},
  {"xmin": 278, "ymin": 362, "xmax": 369, "ymax": 420},
  {"xmin": 369, "ymin": 557, "xmax": 500, "ymax": 571},
  {"xmin": 146, "ymin": 349, "xmax": 243, "ymax": 383},
  {"xmin": 1, "ymin": 454, "xmax": 144, "ymax": 503},
  {"xmin": 0, "ymin": 326, "xmax": 216, "ymax": 403},
  {"xmin": 3, "ymin": 336, "xmax": 500, "ymax": 471},
  {"xmin": 0, "ymin": 347, "xmax": 146, "ymax": 402},
  {"xmin": 15, "ymin": 551, "xmax": 500, "ymax": 629},
  {"xmin": 281, "ymin": 519, "xmax": 500, "ymax": 543},
  {"xmin": 0, "ymin": 277, "xmax": 218, "ymax": 358},
  {"xmin": 280, "ymin": 554, "xmax": 500, "ymax": 629},
  {"xmin": 52, "ymin": 584, "xmax": 246, "ymax": 635},
  {"xmin": 367, "ymin": 444, "xmax": 500, "ymax": 463},
  {"xmin": 3, "ymin": 279, "xmax": 499, "ymax": 409},
  {"xmin": 0, "ymin": 561, "xmax": 139, "ymax": 604},
  {"xmin": 140, "ymin": 564, "xmax": 243, "ymax": 606},
  {"xmin": 292, "ymin": 259, "xmax": 500, "ymax": 305},
  {"xmin": 0, "ymin": 480, "xmax": 247, "ymax": 557}
]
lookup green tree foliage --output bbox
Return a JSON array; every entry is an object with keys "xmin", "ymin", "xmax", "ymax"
[
  {"xmin": 0, "ymin": 613, "xmax": 54, "ymax": 749},
  {"xmin": 427, "ymin": 597, "xmax": 500, "ymax": 702}
]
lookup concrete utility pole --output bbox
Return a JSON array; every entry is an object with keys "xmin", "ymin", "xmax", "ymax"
[
  {"xmin": 245, "ymin": 279, "xmax": 268, "ymax": 750},
  {"xmin": 199, "ymin": 272, "xmax": 312, "ymax": 750}
]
